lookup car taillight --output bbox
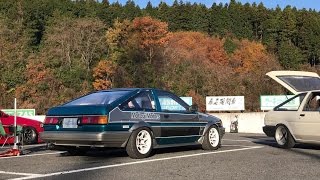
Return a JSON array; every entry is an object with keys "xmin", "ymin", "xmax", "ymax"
[
  {"xmin": 44, "ymin": 117, "xmax": 59, "ymax": 124},
  {"xmin": 81, "ymin": 116, "xmax": 108, "ymax": 124}
]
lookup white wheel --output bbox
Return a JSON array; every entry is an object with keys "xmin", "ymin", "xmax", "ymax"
[
  {"xmin": 135, "ymin": 130, "xmax": 152, "ymax": 155},
  {"xmin": 126, "ymin": 128, "xmax": 153, "ymax": 159},
  {"xmin": 275, "ymin": 126, "xmax": 287, "ymax": 146},
  {"xmin": 202, "ymin": 125, "xmax": 221, "ymax": 150},
  {"xmin": 208, "ymin": 127, "xmax": 220, "ymax": 147},
  {"xmin": 274, "ymin": 125, "xmax": 295, "ymax": 149}
]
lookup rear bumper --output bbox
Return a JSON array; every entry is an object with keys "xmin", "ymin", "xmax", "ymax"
[
  {"xmin": 263, "ymin": 126, "xmax": 276, "ymax": 137},
  {"xmin": 40, "ymin": 131, "xmax": 131, "ymax": 148}
]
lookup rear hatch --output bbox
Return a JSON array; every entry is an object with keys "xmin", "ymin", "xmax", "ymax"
[
  {"xmin": 44, "ymin": 105, "xmax": 109, "ymax": 132},
  {"xmin": 266, "ymin": 71, "xmax": 320, "ymax": 95},
  {"xmin": 44, "ymin": 90, "xmax": 134, "ymax": 131}
]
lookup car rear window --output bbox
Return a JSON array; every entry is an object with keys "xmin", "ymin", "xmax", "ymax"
[
  {"xmin": 63, "ymin": 91, "xmax": 132, "ymax": 106},
  {"xmin": 279, "ymin": 76, "xmax": 320, "ymax": 92}
]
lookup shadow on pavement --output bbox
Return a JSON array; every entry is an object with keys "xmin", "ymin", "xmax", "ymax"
[
  {"xmin": 20, "ymin": 144, "xmax": 51, "ymax": 155},
  {"xmin": 56, "ymin": 145, "xmax": 203, "ymax": 160},
  {"xmin": 242, "ymin": 135, "xmax": 320, "ymax": 160}
]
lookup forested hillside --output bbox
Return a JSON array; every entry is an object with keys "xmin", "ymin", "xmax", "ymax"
[{"xmin": 0, "ymin": 0, "xmax": 319, "ymax": 114}]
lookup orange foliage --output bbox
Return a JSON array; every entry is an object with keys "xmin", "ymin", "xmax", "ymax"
[
  {"xmin": 132, "ymin": 16, "xmax": 171, "ymax": 49},
  {"xmin": 15, "ymin": 59, "xmax": 62, "ymax": 111},
  {"xmin": 92, "ymin": 60, "xmax": 116, "ymax": 90},
  {"xmin": 230, "ymin": 39, "xmax": 271, "ymax": 73},
  {"xmin": 166, "ymin": 32, "xmax": 228, "ymax": 67}
]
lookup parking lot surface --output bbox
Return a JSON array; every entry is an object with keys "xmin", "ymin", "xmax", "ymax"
[{"xmin": 0, "ymin": 133, "xmax": 319, "ymax": 180}]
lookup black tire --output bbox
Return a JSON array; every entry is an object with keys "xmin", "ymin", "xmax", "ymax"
[
  {"xmin": 126, "ymin": 128, "xmax": 153, "ymax": 159},
  {"xmin": 23, "ymin": 127, "xmax": 38, "ymax": 144},
  {"xmin": 202, "ymin": 125, "xmax": 221, "ymax": 150},
  {"xmin": 274, "ymin": 125, "xmax": 295, "ymax": 149}
]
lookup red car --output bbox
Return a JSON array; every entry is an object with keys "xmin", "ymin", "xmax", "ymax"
[{"xmin": 0, "ymin": 111, "xmax": 43, "ymax": 145}]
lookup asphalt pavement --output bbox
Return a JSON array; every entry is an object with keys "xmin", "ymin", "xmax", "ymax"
[{"xmin": 0, "ymin": 133, "xmax": 319, "ymax": 180}]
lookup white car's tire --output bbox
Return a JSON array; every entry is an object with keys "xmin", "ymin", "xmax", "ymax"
[
  {"xmin": 202, "ymin": 125, "xmax": 221, "ymax": 150},
  {"xmin": 275, "ymin": 125, "xmax": 295, "ymax": 149},
  {"xmin": 126, "ymin": 128, "xmax": 153, "ymax": 159}
]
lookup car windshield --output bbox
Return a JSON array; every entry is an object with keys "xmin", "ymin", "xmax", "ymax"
[{"xmin": 63, "ymin": 90, "xmax": 132, "ymax": 106}]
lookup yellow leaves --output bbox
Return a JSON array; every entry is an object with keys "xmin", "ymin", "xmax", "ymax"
[{"xmin": 106, "ymin": 19, "xmax": 132, "ymax": 52}]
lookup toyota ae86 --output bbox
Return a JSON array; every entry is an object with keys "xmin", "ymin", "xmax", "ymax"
[
  {"xmin": 263, "ymin": 71, "xmax": 320, "ymax": 148},
  {"xmin": 41, "ymin": 88, "xmax": 225, "ymax": 159}
]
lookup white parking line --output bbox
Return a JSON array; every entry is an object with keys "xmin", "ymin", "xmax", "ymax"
[
  {"xmin": 222, "ymin": 144, "xmax": 255, "ymax": 148},
  {"xmin": 10, "ymin": 146, "xmax": 263, "ymax": 180},
  {"xmin": 0, "ymin": 151, "xmax": 64, "ymax": 160},
  {"xmin": 0, "ymin": 171, "xmax": 41, "ymax": 177},
  {"xmin": 223, "ymin": 139, "xmax": 255, "ymax": 142}
]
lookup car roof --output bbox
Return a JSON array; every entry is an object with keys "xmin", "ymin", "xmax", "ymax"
[{"xmin": 96, "ymin": 88, "xmax": 163, "ymax": 92}]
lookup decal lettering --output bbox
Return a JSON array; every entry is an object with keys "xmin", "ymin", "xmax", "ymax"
[{"xmin": 131, "ymin": 112, "xmax": 160, "ymax": 120}]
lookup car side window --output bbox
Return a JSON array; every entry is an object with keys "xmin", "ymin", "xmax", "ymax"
[
  {"xmin": 120, "ymin": 91, "xmax": 156, "ymax": 111},
  {"xmin": 157, "ymin": 91, "xmax": 189, "ymax": 113},
  {"xmin": 274, "ymin": 93, "xmax": 306, "ymax": 111},
  {"xmin": 303, "ymin": 93, "xmax": 320, "ymax": 111}
]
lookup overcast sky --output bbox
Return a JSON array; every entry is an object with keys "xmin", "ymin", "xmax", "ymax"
[{"xmin": 108, "ymin": 0, "xmax": 320, "ymax": 11}]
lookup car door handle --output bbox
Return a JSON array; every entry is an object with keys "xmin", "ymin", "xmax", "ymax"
[
  {"xmin": 164, "ymin": 114, "xmax": 169, "ymax": 118},
  {"xmin": 300, "ymin": 114, "xmax": 305, "ymax": 117}
]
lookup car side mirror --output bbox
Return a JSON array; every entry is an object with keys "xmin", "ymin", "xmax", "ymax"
[{"xmin": 189, "ymin": 104, "xmax": 198, "ymax": 112}]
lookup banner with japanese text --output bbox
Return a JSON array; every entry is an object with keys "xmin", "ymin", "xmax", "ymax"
[
  {"xmin": 206, "ymin": 96, "xmax": 245, "ymax": 111},
  {"xmin": 260, "ymin": 95, "xmax": 298, "ymax": 110}
]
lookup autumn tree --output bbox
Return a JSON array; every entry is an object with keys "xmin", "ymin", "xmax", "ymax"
[
  {"xmin": 15, "ymin": 57, "xmax": 62, "ymax": 114},
  {"xmin": 230, "ymin": 39, "xmax": 281, "ymax": 110},
  {"xmin": 132, "ymin": 16, "xmax": 170, "ymax": 63},
  {"xmin": 14, "ymin": 14, "xmax": 107, "ymax": 113},
  {"xmin": 105, "ymin": 17, "xmax": 170, "ymax": 88},
  {"xmin": 92, "ymin": 60, "xmax": 116, "ymax": 90},
  {"xmin": 0, "ymin": 14, "xmax": 29, "ymax": 108},
  {"xmin": 163, "ymin": 32, "xmax": 231, "ymax": 109}
]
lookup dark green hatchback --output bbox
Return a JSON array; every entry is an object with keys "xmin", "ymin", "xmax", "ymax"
[{"xmin": 41, "ymin": 88, "xmax": 225, "ymax": 159}]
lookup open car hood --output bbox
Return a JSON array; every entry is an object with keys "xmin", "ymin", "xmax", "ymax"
[{"xmin": 266, "ymin": 71, "xmax": 320, "ymax": 95}]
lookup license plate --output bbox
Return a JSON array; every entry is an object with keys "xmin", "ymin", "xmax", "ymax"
[{"xmin": 62, "ymin": 118, "xmax": 78, "ymax": 128}]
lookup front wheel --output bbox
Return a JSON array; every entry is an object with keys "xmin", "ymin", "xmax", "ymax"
[
  {"xmin": 275, "ymin": 125, "xmax": 295, "ymax": 149},
  {"xmin": 23, "ymin": 127, "xmax": 38, "ymax": 144},
  {"xmin": 202, "ymin": 125, "xmax": 221, "ymax": 150},
  {"xmin": 126, "ymin": 128, "xmax": 153, "ymax": 159}
]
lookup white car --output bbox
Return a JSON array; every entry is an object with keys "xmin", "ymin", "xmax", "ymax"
[{"xmin": 263, "ymin": 71, "xmax": 320, "ymax": 148}]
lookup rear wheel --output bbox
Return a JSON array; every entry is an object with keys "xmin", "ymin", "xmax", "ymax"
[
  {"xmin": 202, "ymin": 125, "xmax": 221, "ymax": 150},
  {"xmin": 23, "ymin": 127, "xmax": 38, "ymax": 144},
  {"xmin": 126, "ymin": 128, "xmax": 153, "ymax": 159},
  {"xmin": 275, "ymin": 125, "xmax": 295, "ymax": 149}
]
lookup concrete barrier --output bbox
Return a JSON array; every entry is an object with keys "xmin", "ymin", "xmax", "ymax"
[{"xmin": 210, "ymin": 112, "xmax": 266, "ymax": 134}]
